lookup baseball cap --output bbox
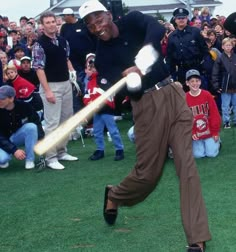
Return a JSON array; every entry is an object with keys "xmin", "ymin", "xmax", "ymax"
[
  {"xmin": 86, "ymin": 53, "xmax": 95, "ymax": 60},
  {"xmin": 0, "ymin": 85, "xmax": 16, "ymax": 100},
  {"xmin": 79, "ymin": 0, "xmax": 107, "ymax": 19},
  {"xmin": 186, "ymin": 69, "xmax": 201, "ymax": 80},
  {"xmin": 61, "ymin": 8, "xmax": 74, "ymax": 16},
  {"xmin": 210, "ymin": 16, "xmax": 218, "ymax": 20},
  {"xmin": 20, "ymin": 56, "xmax": 31, "ymax": 62},
  {"xmin": 173, "ymin": 8, "xmax": 189, "ymax": 18}
]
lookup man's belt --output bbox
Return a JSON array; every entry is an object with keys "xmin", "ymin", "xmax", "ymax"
[{"xmin": 144, "ymin": 76, "xmax": 173, "ymax": 93}]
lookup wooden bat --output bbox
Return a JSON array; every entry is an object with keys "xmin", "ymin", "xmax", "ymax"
[
  {"xmin": 34, "ymin": 77, "xmax": 127, "ymax": 155},
  {"xmin": 34, "ymin": 44, "xmax": 159, "ymax": 155}
]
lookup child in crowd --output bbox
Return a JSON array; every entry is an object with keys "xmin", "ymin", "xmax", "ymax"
[
  {"xmin": 14, "ymin": 46, "xmax": 25, "ymax": 61},
  {"xmin": 83, "ymin": 54, "xmax": 124, "ymax": 161},
  {"xmin": 186, "ymin": 69, "xmax": 221, "ymax": 158},
  {"xmin": 4, "ymin": 65, "xmax": 43, "ymax": 113},
  {"xmin": 212, "ymin": 37, "xmax": 236, "ymax": 128}
]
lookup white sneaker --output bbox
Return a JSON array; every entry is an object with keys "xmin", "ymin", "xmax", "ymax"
[
  {"xmin": 0, "ymin": 162, "xmax": 9, "ymax": 168},
  {"xmin": 114, "ymin": 115, "xmax": 123, "ymax": 121},
  {"xmin": 58, "ymin": 154, "xmax": 78, "ymax": 161},
  {"xmin": 47, "ymin": 161, "xmax": 65, "ymax": 170},
  {"xmin": 25, "ymin": 161, "xmax": 35, "ymax": 169}
]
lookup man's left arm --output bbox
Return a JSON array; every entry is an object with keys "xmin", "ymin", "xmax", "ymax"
[{"xmin": 65, "ymin": 40, "xmax": 77, "ymax": 83}]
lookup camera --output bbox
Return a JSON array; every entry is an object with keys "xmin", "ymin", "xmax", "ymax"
[{"xmin": 88, "ymin": 59, "xmax": 95, "ymax": 65}]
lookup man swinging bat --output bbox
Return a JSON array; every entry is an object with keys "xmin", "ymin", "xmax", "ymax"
[{"xmin": 79, "ymin": 1, "xmax": 211, "ymax": 251}]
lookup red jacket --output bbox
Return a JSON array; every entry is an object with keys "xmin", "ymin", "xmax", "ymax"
[
  {"xmin": 11, "ymin": 75, "xmax": 35, "ymax": 99},
  {"xmin": 186, "ymin": 90, "xmax": 221, "ymax": 139},
  {"xmin": 83, "ymin": 72, "xmax": 115, "ymax": 109}
]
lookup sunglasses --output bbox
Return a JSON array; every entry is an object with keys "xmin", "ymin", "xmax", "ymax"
[{"xmin": 176, "ymin": 16, "xmax": 187, "ymax": 20}]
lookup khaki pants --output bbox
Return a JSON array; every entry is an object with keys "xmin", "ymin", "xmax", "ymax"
[
  {"xmin": 109, "ymin": 83, "xmax": 211, "ymax": 245},
  {"xmin": 40, "ymin": 80, "xmax": 73, "ymax": 162}
]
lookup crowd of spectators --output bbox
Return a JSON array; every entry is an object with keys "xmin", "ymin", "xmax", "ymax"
[{"xmin": 0, "ymin": 6, "xmax": 235, "ymax": 170}]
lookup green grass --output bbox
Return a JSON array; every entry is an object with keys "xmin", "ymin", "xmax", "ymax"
[{"xmin": 0, "ymin": 118, "xmax": 236, "ymax": 252}]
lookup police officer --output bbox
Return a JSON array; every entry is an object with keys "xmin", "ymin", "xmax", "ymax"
[{"xmin": 166, "ymin": 8, "xmax": 208, "ymax": 91}]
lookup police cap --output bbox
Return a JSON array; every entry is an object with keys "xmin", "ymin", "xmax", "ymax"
[{"xmin": 173, "ymin": 8, "xmax": 189, "ymax": 18}]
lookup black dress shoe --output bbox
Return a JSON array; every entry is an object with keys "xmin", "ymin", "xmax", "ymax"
[
  {"xmin": 103, "ymin": 185, "xmax": 118, "ymax": 225},
  {"xmin": 114, "ymin": 149, "xmax": 124, "ymax": 161},
  {"xmin": 89, "ymin": 150, "xmax": 104, "ymax": 160},
  {"xmin": 186, "ymin": 243, "xmax": 206, "ymax": 252}
]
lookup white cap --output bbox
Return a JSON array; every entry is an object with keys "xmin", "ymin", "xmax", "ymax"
[
  {"xmin": 79, "ymin": 0, "xmax": 107, "ymax": 19},
  {"xmin": 86, "ymin": 53, "xmax": 95, "ymax": 60},
  {"xmin": 20, "ymin": 56, "xmax": 31, "ymax": 62},
  {"xmin": 61, "ymin": 8, "xmax": 74, "ymax": 15}
]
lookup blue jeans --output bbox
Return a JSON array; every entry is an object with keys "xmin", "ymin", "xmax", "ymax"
[
  {"xmin": 0, "ymin": 123, "xmax": 38, "ymax": 164},
  {"xmin": 221, "ymin": 93, "xmax": 236, "ymax": 124},
  {"xmin": 93, "ymin": 113, "xmax": 124, "ymax": 151},
  {"xmin": 192, "ymin": 137, "xmax": 220, "ymax": 158}
]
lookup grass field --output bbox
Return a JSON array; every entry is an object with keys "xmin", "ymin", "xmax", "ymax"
[{"xmin": 0, "ymin": 118, "xmax": 236, "ymax": 252}]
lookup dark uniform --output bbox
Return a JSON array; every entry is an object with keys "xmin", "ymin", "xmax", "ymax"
[
  {"xmin": 60, "ymin": 19, "xmax": 97, "ymax": 74},
  {"xmin": 166, "ymin": 8, "xmax": 208, "ymax": 91},
  {"xmin": 84, "ymin": 9, "xmax": 211, "ymax": 248},
  {"xmin": 60, "ymin": 19, "xmax": 97, "ymax": 112}
]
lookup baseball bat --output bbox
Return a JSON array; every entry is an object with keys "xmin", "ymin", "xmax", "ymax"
[{"xmin": 34, "ymin": 77, "xmax": 127, "ymax": 155}]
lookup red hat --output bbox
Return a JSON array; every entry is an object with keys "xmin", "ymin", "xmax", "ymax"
[{"xmin": 0, "ymin": 32, "xmax": 4, "ymax": 37}]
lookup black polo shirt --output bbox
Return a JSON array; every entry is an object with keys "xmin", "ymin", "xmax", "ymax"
[{"xmin": 94, "ymin": 11, "xmax": 170, "ymax": 95}]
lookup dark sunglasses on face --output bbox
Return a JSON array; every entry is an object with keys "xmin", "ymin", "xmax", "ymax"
[{"xmin": 176, "ymin": 16, "xmax": 187, "ymax": 20}]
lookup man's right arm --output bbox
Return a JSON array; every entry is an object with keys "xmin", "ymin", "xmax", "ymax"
[
  {"xmin": 32, "ymin": 42, "xmax": 56, "ymax": 104},
  {"xmin": 0, "ymin": 134, "xmax": 26, "ymax": 159},
  {"xmin": 36, "ymin": 69, "xmax": 56, "ymax": 103}
]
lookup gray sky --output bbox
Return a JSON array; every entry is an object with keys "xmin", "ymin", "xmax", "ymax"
[
  {"xmin": 0, "ymin": 0, "xmax": 233, "ymax": 23},
  {"xmin": 213, "ymin": 0, "xmax": 232, "ymax": 16},
  {"xmin": 0, "ymin": 0, "xmax": 49, "ymax": 23}
]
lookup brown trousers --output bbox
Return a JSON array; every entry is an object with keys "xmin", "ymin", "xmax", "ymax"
[{"xmin": 109, "ymin": 83, "xmax": 211, "ymax": 245}]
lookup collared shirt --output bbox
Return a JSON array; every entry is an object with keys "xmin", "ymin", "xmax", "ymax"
[{"xmin": 32, "ymin": 37, "xmax": 70, "ymax": 70}]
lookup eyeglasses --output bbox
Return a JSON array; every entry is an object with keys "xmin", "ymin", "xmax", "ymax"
[{"xmin": 176, "ymin": 16, "xmax": 187, "ymax": 20}]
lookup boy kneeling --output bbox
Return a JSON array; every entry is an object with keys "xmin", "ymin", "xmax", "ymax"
[{"xmin": 186, "ymin": 69, "xmax": 221, "ymax": 158}]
